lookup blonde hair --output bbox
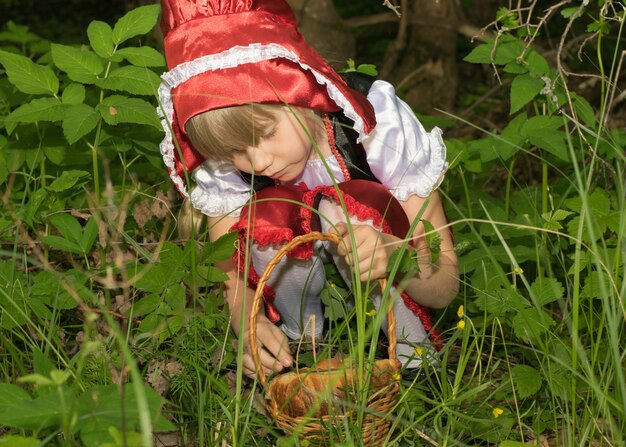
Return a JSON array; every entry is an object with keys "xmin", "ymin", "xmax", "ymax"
[
  {"xmin": 177, "ymin": 197, "xmax": 206, "ymax": 240},
  {"xmin": 185, "ymin": 104, "xmax": 323, "ymax": 161},
  {"xmin": 180, "ymin": 104, "xmax": 323, "ymax": 238}
]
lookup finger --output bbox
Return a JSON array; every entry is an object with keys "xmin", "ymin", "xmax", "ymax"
[
  {"xmin": 242, "ymin": 353, "xmax": 274, "ymax": 379},
  {"xmin": 243, "ymin": 350, "xmax": 279, "ymax": 378},
  {"xmin": 333, "ymin": 221, "xmax": 348, "ymax": 235},
  {"xmin": 258, "ymin": 327, "xmax": 293, "ymax": 368},
  {"xmin": 242, "ymin": 354, "xmax": 258, "ymax": 378},
  {"xmin": 337, "ymin": 233, "xmax": 352, "ymax": 257}
]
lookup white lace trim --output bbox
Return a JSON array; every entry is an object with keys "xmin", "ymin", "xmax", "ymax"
[
  {"xmin": 392, "ymin": 127, "xmax": 448, "ymax": 200},
  {"xmin": 157, "ymin": 43, "xmax": 366, "ymax": 198},
  {"xmin": 190, "ymin": 185, "xmax": 246, "ymax": 218}
]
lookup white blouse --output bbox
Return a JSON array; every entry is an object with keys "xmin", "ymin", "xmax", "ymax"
[{"xmin": 190, "ymin": 80, "xmax": 447, "ymax": 218}]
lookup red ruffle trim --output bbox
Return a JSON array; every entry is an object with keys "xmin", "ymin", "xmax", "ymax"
[{"xmin": 230, "ymin": 184, "xmax": 444, "ymax": 343}]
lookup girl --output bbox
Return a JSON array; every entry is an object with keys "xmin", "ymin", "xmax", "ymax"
[{"xmin": 158, "ymin": 0, "xmax": 459, "ymax": 378}]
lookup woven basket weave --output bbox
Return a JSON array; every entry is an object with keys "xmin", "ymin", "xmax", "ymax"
[{"xmin": 249, "ymin": 232, "xmax": 401, "ymax": 446}]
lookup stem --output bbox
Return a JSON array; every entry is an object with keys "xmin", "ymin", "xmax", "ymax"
[
  {"xmin": 458, "ymin": 168, "xmax": 473, "ymax": 219},
  {"xmin": 504, "ymin": 157, "xmax": 515, "ymax": 220},
  {"xmin": 90, "ymin": 46, "xmax": 118, "ymax": 206}
]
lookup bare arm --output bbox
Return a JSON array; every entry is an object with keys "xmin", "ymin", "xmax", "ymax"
[
  {"xmin": 208, "ymin": 215, "xmax": 293, "ymax": 378},
  {"xmin": 397, "ymin": 190, "xmax": 459, "ymax": 308},
  {"xmin": 332, "ymin": 190, "xmax": 459, "ymax": 308}
]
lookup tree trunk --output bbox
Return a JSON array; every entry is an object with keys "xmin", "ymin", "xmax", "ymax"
[
  {"xmin": 286, "ymin": 0, "xmax": 355, "ymax": 71},
  {"xmin": 381, "ymin": 0, "xmax": 460, "ymax": 114}
]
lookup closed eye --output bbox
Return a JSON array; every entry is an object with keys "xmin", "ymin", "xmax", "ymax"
[{"xmin": 260, "ymin": 125, "xmax": 277, "ymax": 140}]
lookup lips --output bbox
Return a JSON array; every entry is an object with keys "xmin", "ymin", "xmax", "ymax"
[{"xmin": 269, "ymin": 167, "xmax": 287, "ymax": 179}]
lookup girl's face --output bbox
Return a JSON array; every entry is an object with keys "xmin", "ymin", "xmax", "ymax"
[{"xmin": 230, "ymin": 109, "xmax": 326, "ymax": 182}]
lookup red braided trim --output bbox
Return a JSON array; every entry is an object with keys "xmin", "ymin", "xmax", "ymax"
[
  {"xmin": 317, "ymin": 185, "xmax": 393, "ymax": 235},
  {"xmin": 324, "ymin": 114, "xmax": 351, "ymax": 181},
  {"xmin": 300, "ymin": 187, "xmax": 322, "ymax": 234},
  {"xmin": 232, "ymin": 228, "xmax": 282, "ymax": 324},
  {"xmin": 230, "ymin": 219, "xmax": 313, "ymax": 261}
]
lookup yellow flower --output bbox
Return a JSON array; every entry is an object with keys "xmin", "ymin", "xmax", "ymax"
[
  {"xmin": 457, "ymin": 320, "xmax": 466, "ymax": 330},
  {"xmin": 414, "ymin": 347, "xmax": 424, "ymax": 356},
  {"xmin": 457, "ymin": 305, "xmax": 464, "ymax": 318},
  {"xmin": 513, "ymin": 267, "xmax": 524, "ymax": 274},
  {"xmin": 392, "ymin": 372, "xmax": 401, "ymax": 381},
  {"xmin": 492, "ymin": 407, "xmax": 504, "ymax": 418},
  {"xmin": 365, "ymin": 309, "xmax": 377, "ymax": 317}
]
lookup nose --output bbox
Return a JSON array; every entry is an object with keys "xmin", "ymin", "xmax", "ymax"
[{"xmin": 246, "ymin": 146, "xmax": 273, "ymax": 174}]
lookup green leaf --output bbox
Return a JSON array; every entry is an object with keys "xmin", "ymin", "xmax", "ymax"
[
  {"xmin": 112, "ymin": 4, "xmax": 161, "ymax": 45},
  {"xmin": 510, "ymin": 74, "xmax": 544, "ymax": 114},
  {"xmin": 387, "ymin": 247, "xmax": 419, "ymax": 275},
  {"xmin": 320, "ymin": 285, "xmax": 349, "ymax": 321},
  {"xmin": 62, "ymin": 103, "xmax": 100, "ymax": 144},
  {"xmin": 87, "ymin": 20, "xmax": 115, "ymax": 59},
  {"xmin": 463, "ymin": 36, "xmax": 525, "ymax": 65},
  {"xmin": 61, "ymin": 83, "xmax": 86, "ymax": 104},
  {"xmin": 581, "ymin": 270, "xmax": 611, "ymax": 299},
  {"xmin": 496, "ymin": 7, "xmax": 520, "ymax": 28},
  {"xmin": 31, "ymin": 271, "xmax": 78, "ymax": 309},
  {"xmin": 80, "ymin": 217, "xmax": 98, "ymax": 254},
  {"xmin": 0, "ymin": 49, "xmax": 59, "ymax": 95},
  {"xmin": 572, "ymin": 93, "xmax": 596, "ymax": 128},
  {"xmin": 134, "ymin": 264, "xmax": 185, "ymax": 293},
  {"xmin": 0, "ymin": 435, "xmax": 41, "ymax": 447},
  {"xmin": 497, "ymin": 112, "xmax": 527, "ymax": 160},
  {"xmin": 47, "ymin": 170, "xmax": 90, "ymax": 193},
  {"xmin": 0, "ymin": 384, "xmax": 31, "ymax": 410},
  {"xmin": 521, "ymin": 115, "xmax": 568, "ymax": 161},
  {"xmin": 4, "ymin": 97, "xmax": 63, "ymax": 134},
  {"xmin": 512, "ymin": 307, "xmax": 555, "ymax": 341},
  {"xmin": 202, "ymin": 230, "xmax": 238, "ymax": 263},
  {"xmin": 0, "ymin": 387, "xmax": 73, "ymax": 430},
  {"xmin": 564, "ymin": 188, "xmax": 611, "ymax": 215},
  {"xmin": 20, "ymin": 188, "xmax": 49, "ymax": 227},
  {"xmin": 422, "ymin": 219, "xmax": 441, "ymax": 263},
  {"xmin": 97, "ymin": 95, "xmax": 161, "ymax": 129},
  {"xmin": 511, "ymin": 364, "xmax": 542, "ymax": 398},
  {"xmin": 41, "ymin": 235, "xmax": 84, "ymax": 255},
  {"xmin": 48, "ymin": 213, "xmax": 82, "ymax": 244},
  {"xmin": 525, "ymin": 50, "xmax": 550, "ymax": 77},
  {"xmin": 529, "ymin": 277, "xmax": 564, "ymax": 306},
  {"xmin": 561, "ymin": 7, "xmax": 580, "ymax": 18},
  {"xmin": 50, "ymin": 43, "xmax": 103, "ymax": 84},
  {"xmin": 197, "ymin": 266, "xmax": 229, "ymax": 283},
  {"xmin": 463, "ymin": 43, "xmax": 493, "ymax": 64},
  {"xmin": 529, "ymin": 131, "xmax": 568, "ymax": 161},
  {"xmin": 96, "ymin": 66, "xmax": 161, "ymax": 95},
  {"xmin": 541, "ymin": 209, "xmax": 573, "ymax": 230},
  {"xmin": 127, "ymin": 294, "xmax": 161, "ymax": 317},
  {"xmin": 503, "ymin": 61, "xmax": 528, "ymax": 74},
  {"xmin": 356, "ymin": 63, "xmax": 378, "ymax": 76},
  {"xmin": 116, "ymin": 46, "xmax": 165, "ymax": 67},
  {"xmin": 475, "ymin": 286, "xmax": 526, "ymax": 316}
]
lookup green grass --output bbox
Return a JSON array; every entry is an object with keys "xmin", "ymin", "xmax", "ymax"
[{"xmin": 0, "ymin": 2, "xmax": 625, "ymax": 446}]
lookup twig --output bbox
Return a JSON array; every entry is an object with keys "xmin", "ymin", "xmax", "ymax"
[
  {"xmin": 382, "ymin": 0, "xmax": 401, "ymax": 18},
  {"xmin": 381, "ymin": 0, "xmax": 409, "ymax": 79},
  {"xmin": 415, "ymin": 428, "xmax": 439, "ymax": 446}
]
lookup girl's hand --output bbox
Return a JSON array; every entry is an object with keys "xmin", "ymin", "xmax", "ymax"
[
  {"xmin": 240, "ymin": 314, "xmax": 293, "ymax": 379},
  {"xmin": 332, "ymin": 222, "xmax": 398, "ymax": 282}
]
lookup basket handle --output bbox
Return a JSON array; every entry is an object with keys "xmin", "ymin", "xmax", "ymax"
[{"xmin": 249, "ymin": 231, "xmax": 398, "ymax": 388}]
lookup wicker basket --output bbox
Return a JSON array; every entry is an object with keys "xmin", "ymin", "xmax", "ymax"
[{"xmin": 249, "ymin": 232, "xmax": 401, "ymax": 446}]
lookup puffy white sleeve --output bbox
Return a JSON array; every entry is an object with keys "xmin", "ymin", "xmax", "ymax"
[
  {"xmin": 363, "ymin": 80, "xmax": 448, "ymax": 200},
  {"xmin": 190, "ymin": 161, "xmax": 251, "ymax": 218}
]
